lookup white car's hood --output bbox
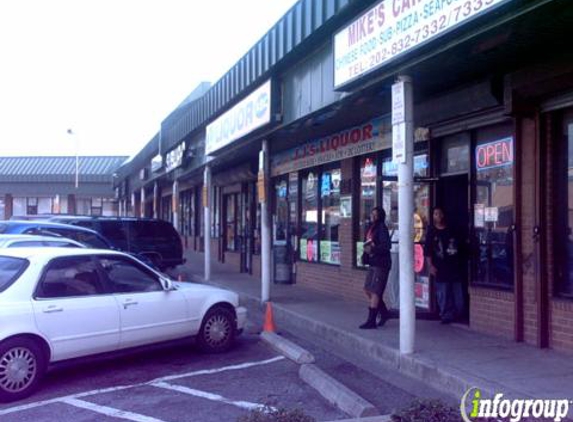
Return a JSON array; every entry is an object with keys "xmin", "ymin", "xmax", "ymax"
[{"xmin": 174, "ymin": 281, "xmax": 239, "ymax": 303}]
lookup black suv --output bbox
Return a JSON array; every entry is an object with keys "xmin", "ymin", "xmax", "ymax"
[{"xmin": 49, "ymin": 216, "xmax": 185, "ymax": 270}]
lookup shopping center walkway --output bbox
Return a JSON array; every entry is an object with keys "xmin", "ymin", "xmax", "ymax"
[{"xmin": 173, "ymin": 249, "xmax": 573, "ymax": 402}]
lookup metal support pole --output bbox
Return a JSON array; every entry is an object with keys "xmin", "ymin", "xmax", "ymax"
[
  {"xmin": 140, "ymin": 188, "xmax": 145, "ymax": 218},
  {"xmin": 153, "ymin": 182, "xmax": 159, "ymax": 219},
  {"xmin": 261, "ymin": 140, "xmax": 271, "ymax": 303},
  {"xmin": 204, "ymin": 166, "xmax": 212, "ymax": 281},
  {"xmin": 395, "ymin": 75, "xmax": 415, "ymax": 355},
  {"xmin": 172, "ymin": 180, "xmax": 179, "ymax": 231}
]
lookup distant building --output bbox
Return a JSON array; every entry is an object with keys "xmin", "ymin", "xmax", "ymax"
[{"xmin": 0, "ymin": 156, "xmax": 127, "ymax": 219}]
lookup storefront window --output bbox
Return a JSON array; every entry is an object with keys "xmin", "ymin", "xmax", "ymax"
[
  {"xmin": 472, "ymin": 130, "xmax": 514, "ymax": 288},
  {"xmin": 556, "ymin": 111, "xmax": 573, "ymax": 296},
  {"xmin": 357, "ymin": 156, "xmax": 377, "ymax": 267},
  {"xmin": 225, "ymin": 194, "xmax": 237, "ymax": 251},
  {"xmin": 441, "ymin": 133, "xmax": 471, "ymax": 174},
  {"xmin": 381, "ymin": 154, "xmax": 431, "ymax": 310},
  {"xmin": 300, "ymin": 171, "xmax": 319, "ymax": 262},
  {"xmin": 320, "ymin": 167, "xmax": 341, "ymax": 265}
]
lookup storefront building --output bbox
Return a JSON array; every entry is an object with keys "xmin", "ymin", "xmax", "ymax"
[
  {"xmin": 0, "ymin": 156, "xmax": 126, "ymax": 219},
  {"xmin": 115, "ymin": 0, "xmax": 573, "ymax": 353}
]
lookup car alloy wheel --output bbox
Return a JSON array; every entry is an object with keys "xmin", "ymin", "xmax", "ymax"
[
  {"xmin": 198, "ymin": 307, "xmax": 235, "ymax": 353},
  {"xmin": 0, "ymin": 346, "xmax": 37, "ymax": 393},
  {"xmin": 0, "ymin": 338, "xmax": 46, "ymax": 402}
]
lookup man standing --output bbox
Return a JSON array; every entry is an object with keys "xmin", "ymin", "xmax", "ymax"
[{"xmin": 425, "ymin": 207, "xmax": 464, "ymax": 324}]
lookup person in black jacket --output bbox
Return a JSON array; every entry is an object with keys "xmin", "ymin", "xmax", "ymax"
[
  {"xmin": 360, "ymin": 206, "xmax": 392, "ymax": 329},
  {"xmin": 424, "ymin": 207, "xmax": 465, "ymax": 324}
]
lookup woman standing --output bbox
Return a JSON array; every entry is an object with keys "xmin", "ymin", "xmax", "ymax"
[{"xmin": 360, "ymin": 207, "xmax": 392, "ymax": 329}]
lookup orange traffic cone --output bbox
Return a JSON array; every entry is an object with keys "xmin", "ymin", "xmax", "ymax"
[{"xmin": 263, "ymin": 302, "xmax": 276, "ymax": 333}]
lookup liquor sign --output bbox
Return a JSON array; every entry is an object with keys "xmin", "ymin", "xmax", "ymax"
[
  {"xmin": 165, "ymin": 141, "xmax": 186, "ymax": 173},
  {"xmin": 205, "ymin": 80, "xmax": 271, "ymax": 155},
  {"xmin": 476, "ymin": 137, "xmax": 513, "ymax": 171},
  {"xmin": 271, "ymin": 117, "xmax": 391, "ymax": 176},
  {"xmin": 334, "ymin": 0, "xmax": 512, "ymax": 88}
]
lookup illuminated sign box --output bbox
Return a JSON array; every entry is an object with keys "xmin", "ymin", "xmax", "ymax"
[
  {"xmin": 476, "ymin": 137, "xmax": 513, "ymax": 171},
  {"xmin": 205, "ymin": 80, "xmax": 271, "ymax": 155},
  {"xmin": 333, "ymin": 0, "xmax": 512, "ymax": 89}
]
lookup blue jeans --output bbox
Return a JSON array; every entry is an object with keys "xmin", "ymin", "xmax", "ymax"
[{"xmin": 436, "ymin": 282, "xmax": 464, "ymax": 321}]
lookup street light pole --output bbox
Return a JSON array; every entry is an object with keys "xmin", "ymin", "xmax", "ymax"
[{"xmin": 67, "ymin": 129, "xmax": 79, "ymax": 189}]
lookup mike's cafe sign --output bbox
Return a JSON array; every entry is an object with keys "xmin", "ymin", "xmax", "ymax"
[
  {"xmin": 206, "ymin": 80, "xmax": 271, "ymax": 155},
  {"xmin": 271, "ymin": 117, "xmax": 391, "ymax": 177},
  {"xmin": 334, "ymin": 0, "xmax": 512, "ymax": 88}
]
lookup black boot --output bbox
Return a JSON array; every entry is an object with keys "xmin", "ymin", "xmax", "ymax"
[
  {"xmin": 377, "ymin": 301, "xmax": 388, "ymax": 327},
  {"xmin": 359, "ymin": 307, "xmax": 378, "ymax": 329}
]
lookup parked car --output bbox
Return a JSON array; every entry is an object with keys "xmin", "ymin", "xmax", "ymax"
[
  {"xmin": 48, "ymin": 216, "xmax": 185, "ymax": 270},
  {"xmin": 0, "ymin": 247, "xmax": 246, "ymax": 402},
  {"xmin": 0, "ymin": 234, "xmax": 85, "ymax": 248},
  {"xmin": 0, "ymin": 221, "xmax": 158, "ymax": 270},
  {"xmin": 0, "ymin": 220, "xmax": 111, "ymax": 249}
]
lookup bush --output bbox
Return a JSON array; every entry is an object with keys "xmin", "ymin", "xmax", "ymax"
[
  {"xmin": 391, "ymin": 398, "xmax": 463, "ymax": 422},
  {"xmin": 237, "ymin": 406, "xmax": 316, "ymax": 422}
]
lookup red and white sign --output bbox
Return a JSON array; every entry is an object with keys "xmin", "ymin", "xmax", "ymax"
[
  {"xmin": 271, "ymin": 117, "xmax": 391, "ymax": 176},
  {"xmin": 334, "ymin": 0, "xmax": 512, "ymax": 88}
]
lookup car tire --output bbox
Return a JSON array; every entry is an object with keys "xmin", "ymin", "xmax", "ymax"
[
  {"xmin": 197, "ymin": 306, "xmax": 236, "ymax": 353},
  {"xmin": 0, "ymin": 338, "xmax": 47, "ymax": 403}
]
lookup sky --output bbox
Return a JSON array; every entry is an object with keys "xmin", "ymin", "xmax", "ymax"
[{"xmin": 0, "ymin": 0, "xmax": 299, "ymax": 158}]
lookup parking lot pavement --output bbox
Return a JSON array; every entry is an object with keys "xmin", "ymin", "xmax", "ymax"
[{"xmin": 0, "ymin": 334, "xmax": 347, "ymax": 422}]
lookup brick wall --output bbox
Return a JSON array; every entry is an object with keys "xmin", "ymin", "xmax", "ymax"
[
  {"xmin": 252, "ymin": 254, "xmax": 262, "ymax": 280},
  {"xmin": 520, "ymin": 116, "xmax": 539, "ymax": 345},
  {"xmin": 470, "ymin": 287, "xmax": 515, "ymax": 340},
  {"xmin": 224, "ymin": 251, "xmax": 241, "ymax": 272}
]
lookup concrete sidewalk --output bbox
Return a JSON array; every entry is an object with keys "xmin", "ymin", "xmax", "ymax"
[{"xmin": 173, "ymin": 250, "xmax": 573, "ymax": 403}]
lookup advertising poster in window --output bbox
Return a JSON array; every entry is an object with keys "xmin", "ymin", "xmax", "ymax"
[
  {"xmin": 415, "ymin": 276, "xmax": 430, "ymax": 309},
  {"xmin": 474, "ymin": 203, "xmax": 485, "ymax": 228},
  {"xmin": 356, "ymin": 241, "xmax": 365, "ymax": 267}
]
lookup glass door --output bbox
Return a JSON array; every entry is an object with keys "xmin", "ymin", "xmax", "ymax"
[{"xmin": 273, "ymin": 176, "xmax": 292, "ymax": 283}]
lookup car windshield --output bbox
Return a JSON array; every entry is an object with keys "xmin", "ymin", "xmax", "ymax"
[{"xmin": 0, "ymin": 255, "xmax": 29, "ymax": 292}]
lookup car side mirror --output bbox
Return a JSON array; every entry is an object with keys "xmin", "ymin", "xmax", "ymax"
[{"xmin": 160, "ymin": 277, "xmax": 176, "ymax": 291}]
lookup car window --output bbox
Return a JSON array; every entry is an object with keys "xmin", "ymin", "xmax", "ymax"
[
  {"xmin": 0, "ymin": 256, "xmax": 29, "ymax": 292},
  {"xmin": 8, "ymin": 241, "xmax": 45, "ymax": 248},
  {"xmin": 74, "ymin": 232, "xmax": 110, "ymax": 249},
  {"xmin": 36, "ymin": 256, "xmax": 105, "ymax": 299},
  {"xmin": 100, "ymin": 221, "xmax": 128, "ymax": 243},
  {"xmin": 43, "ymin": 240, "xmax": 81, "ymax": 248},
  {"xmin": 98, "ymin": 255, "xmax": 162, "ymax": 293}
]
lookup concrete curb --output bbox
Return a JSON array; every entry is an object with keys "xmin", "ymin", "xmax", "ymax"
[
  {"xmin": 260, "ymin": 331, "xmax": 315, "ymax": 364},
  {"xmin": 299, "ymin": 364, "xmax": 379, "ymax": 419},
  {"xmin": 195, "ymin": 276, "xmax": 514, "ymax": 401},
  {"xmin": 322, "ymin": 416, "xmax": 391, "ymax": 422}
]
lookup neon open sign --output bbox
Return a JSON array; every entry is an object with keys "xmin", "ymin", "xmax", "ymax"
[{"xmin": 476, "ymin": 137, "xmax": 513, "ymax": 171}]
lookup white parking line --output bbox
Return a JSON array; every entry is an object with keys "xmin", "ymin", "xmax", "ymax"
[
  {"xmin": 62, "ymin": 398, "xmax": 166, "ymax": 422},
  {"xmin": 152, "ymin": 382, "xmax": 274, "ymax": 412},
  {"xmin": 154, "ymin": 356, "xmax": 285, "ymax": 383},
  {"xmin": 0, "ymin": 356, "xmax": 285, "ymax": 416}
]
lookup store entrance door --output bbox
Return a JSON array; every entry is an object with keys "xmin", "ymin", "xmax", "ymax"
[{"xmin": 436, "ymin": 174, "xmax": 470, "ymax": 322}]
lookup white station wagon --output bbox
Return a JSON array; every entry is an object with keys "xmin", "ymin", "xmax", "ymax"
[{"xmin": 0, "ymin": 248, "xmax": 247, "ymax": 402}]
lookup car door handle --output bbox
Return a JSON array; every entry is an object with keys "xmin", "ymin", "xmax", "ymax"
[
  {"xmin": 122, "ymin": 300, "xmax": 138, "ymax": 309},
  {"xmin": 43, "ymin": 305, "xmax": 63, "ymax": 313}
]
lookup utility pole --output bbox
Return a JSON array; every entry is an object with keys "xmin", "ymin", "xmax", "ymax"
[{"xmin": 393, "ymin": 75, "xmax": 415, "ymax": 354}]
